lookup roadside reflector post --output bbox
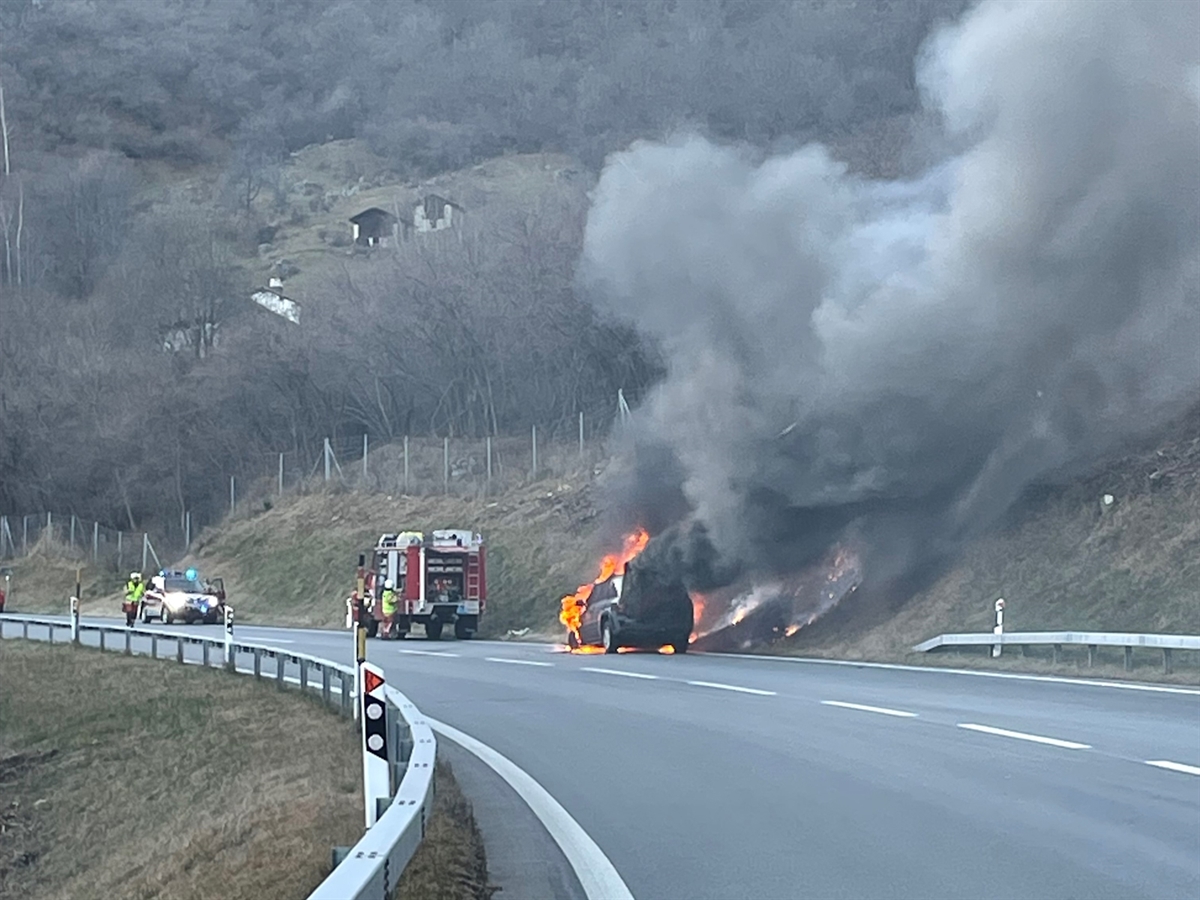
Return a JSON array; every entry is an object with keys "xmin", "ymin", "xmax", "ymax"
[
  {"xmin": 360, "ymin": 661, "xmax": 390, "ymax": 828},
  {"xmin": 70, "ymin": 594, "xmax": 80, "ymax": 644},
  {"xmin": 354, "ymin": 554, "xmax": 367, "ymax": 722},
  {"xmin": 992, "ymin": 598, "xmax": 1005, "ymax": 658},
  {"xmin": 224, "ymin": 607, "xmax": 235, "ymax": 670}
]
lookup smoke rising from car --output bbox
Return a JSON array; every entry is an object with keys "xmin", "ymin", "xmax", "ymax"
[{"xmin": 580, "ymin": 0, "xmax": 1200, "ymax": 610}]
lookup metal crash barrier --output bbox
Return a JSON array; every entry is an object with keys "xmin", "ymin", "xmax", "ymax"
[
  {"xmin": 0, "ymin": 613, "xmax": 435, "ymax": 900},
  {"xmin": 914, "ymin": 630, "xmax": 1200, "ymax": 674}
]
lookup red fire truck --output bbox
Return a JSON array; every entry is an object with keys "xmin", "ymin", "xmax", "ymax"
[{"xmin": 368, "ymin": 529, "xmax": 486, "ymax": 640}]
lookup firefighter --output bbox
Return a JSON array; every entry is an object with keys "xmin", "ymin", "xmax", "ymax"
[
  {"xmin": 381, "ymin": 579, "xmax": 397, "ymax": 639},
  {"xmin": 123, "ymin": 572, "xmax": 145, "ymax": 627}
]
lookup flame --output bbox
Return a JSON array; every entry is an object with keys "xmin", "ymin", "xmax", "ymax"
[
  {"xmin": 689, "ymin": 594, "xmax": 707, "ymax": 642},
  {"xmin": 784, "ymin": 624, "xmax": 800, "ymax": 637},
  {"xmin": 559, "ymin": 528, "xmax": 650, "ymax": 648}
]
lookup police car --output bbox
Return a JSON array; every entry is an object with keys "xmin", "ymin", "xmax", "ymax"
[{"xmin": 141, "ymin": 568, "xmax": 226, "ymax": 625}]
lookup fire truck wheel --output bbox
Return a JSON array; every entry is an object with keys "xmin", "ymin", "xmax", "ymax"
[
  {"xmin": 426, "ymin": 620, "xmax": 444, "ymax": 641},
  {"xmin": 454, "ymin": 620, "xmax": 474, "ymax": 640},
  {"xmin": 602, "ymin": 620, "xmax": 618, "ymax": 654}
]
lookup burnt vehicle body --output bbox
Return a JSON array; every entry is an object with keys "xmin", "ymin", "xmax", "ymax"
[{"xmin": 573, "ymin": 557, "xmax": 692, "ymax": 654}]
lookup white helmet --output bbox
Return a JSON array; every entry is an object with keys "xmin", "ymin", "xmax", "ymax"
[
  {"xmin": 383, "ymin": 579, "xmax": 394, "ymax": 590},
  {"xmin": 130, "ymin": 572, "xmax": 141, "ymax": 581}
]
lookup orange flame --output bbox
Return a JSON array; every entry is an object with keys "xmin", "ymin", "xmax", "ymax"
[{"xmin": 560, "ymin": 528, "xmax": 650, "ymax": 647}]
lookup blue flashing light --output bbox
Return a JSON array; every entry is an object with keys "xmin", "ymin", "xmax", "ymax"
[{"xmin": 185, "ymin": 567, "xmax": 198, "ymax": 581}]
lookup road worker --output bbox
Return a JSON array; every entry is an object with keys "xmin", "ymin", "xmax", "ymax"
[
  {"xmin": 381, "ymin": 579, "xmax": 397, "ymax": 639},
  {"xmin": 123, "ymin": 572, "xmax": 144, "ymax": 626}
]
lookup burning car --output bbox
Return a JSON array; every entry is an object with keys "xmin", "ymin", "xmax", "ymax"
[
  {"xmin": 561, "ymin": 530, "xmax": 693, "ymax": 654},
  {"xmin": 141, "ymin": 568, "xmax": 226, "ymax": 625}
]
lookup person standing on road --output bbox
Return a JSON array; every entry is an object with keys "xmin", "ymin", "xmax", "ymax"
[
  {"xmin": 123, "ymin": 572, "xmax": 144, "ymax": 627},
  {"xmin": 381, "ymin": 579, "xmax": 397, "ymax": 639}
]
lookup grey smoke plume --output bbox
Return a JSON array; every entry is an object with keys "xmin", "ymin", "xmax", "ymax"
[{"xmin": 581, "ymin": 0, "xmax": 1200, "ymax": 596}]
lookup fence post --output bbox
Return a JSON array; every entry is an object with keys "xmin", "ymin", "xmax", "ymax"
[
  {"xmin": 22, "ymin": 515, "xmax": 28, "ymax": 554},
  {"xmin": 579, "ymin": 411, "xmax": 585, "ymax": 458},
  {"xmin": 362, "ymin": 434, "xmax": 369, "ymax": 481},
  {"xmin": 93, "ymin": 521, "xmax": 99, "ymax": 562},
  {"xmin": 142, "ymin": 533, "xmax": 149, "ymax": 573},
  {"xmin": 531, "ymin": 425, "xmax": 538, "ymax": 478},
  {"xmin": 46, "ymin": 511, "xmax": 52, "ymax": 543},
  {"xmin": 443, "ymin": 437, "xmax": 449, "ymax": 493},
  {"xmin": 185, "ymin": 511, "xmax": 191, "ymax": 550},
  {"xmin": 70, "ymin": 515, "xmax": 76, "ymax": 552},
  {"xmin": 486, "ymin": 436, "xmax": 492, "ymax": 490},
  {"xmin": 324, "ymin": 438, "xmax": 332, "ymax": 482},
  {"xmin": 230, "ymin": 476, "xmax": 236, "ymax": 514},
  {"xmin": 403, "ymin": 436, "xmax": 410, "ymax": 494},
  {"xmin": 117, "ymin": 531, "xmax": 122, "ymax": 571},
  {"xmin": 278, "ymin": 452, "xmax": 285, "ymax": 495}
]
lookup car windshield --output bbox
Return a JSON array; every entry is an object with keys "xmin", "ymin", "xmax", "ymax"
[{"xmin": 164, "ymin": 576, "xmax": 204, "ymax": 593}]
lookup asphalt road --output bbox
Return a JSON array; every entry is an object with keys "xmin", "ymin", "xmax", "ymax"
[{"xmin": 7, "ymin": 617, "xmax": 1199, "ymax": 900}]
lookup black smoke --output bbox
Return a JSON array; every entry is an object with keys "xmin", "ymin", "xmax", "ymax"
[{"xmin": 581, "ymin": 0, "xmax": 1200, "ymax": 616}]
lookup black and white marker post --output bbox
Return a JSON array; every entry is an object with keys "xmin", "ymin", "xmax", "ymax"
[
  {"xmin": 223, "ymin": 605, "xmax": 235, "ymax": 670},
  {"xmin": 353, "ymin": 554, "xmax": 367, "ymax": 723},
  {"xmin": 360, "ymin": 661, "xmax": 391, "ymax": 828},
  {"xmin": 992, "ymin": 598, "xmax": 1005, "ymax": 658}
]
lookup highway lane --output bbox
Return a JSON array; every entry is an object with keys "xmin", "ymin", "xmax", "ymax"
[{"xmin": 8, "ymin": 618, "xmax": 1200, "ymax": 899}]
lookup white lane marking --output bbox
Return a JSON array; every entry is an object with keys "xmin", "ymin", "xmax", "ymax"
[
  {"xmin": 581, "ymin": 667, "xmax": 659, "ymax": 680},
  {"xmin": 701, "ymin": 651, "xmax": 1200, "ymax": 696},
  {"xmin": 1145, "ymin": 759, "xmax": 1200, "ymax": 776},
  {"xmin": 957, "ymin": 723, "xmax": 1091, "ymax": 750},
  {"xmin": 821, "ymin": 700, "xmax": 917, "ymax": 718},
  {"xmin": 485, "ymin": 657, "xmax": 554, "ymax": 667},
  {"xmin": 687, "ymin": 680, "xmax": 776, "ymax": 696},
  {"xmin": 397, "ymin": 648, "xmax": 460, "ymax": 658},
  {"xmin": 429, "ymin": 717, "xmax": 634, "ymax": 900}
]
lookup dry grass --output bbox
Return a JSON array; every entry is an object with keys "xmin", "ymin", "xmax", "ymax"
[
  {"xmin": 0, "ymin": 640, "xmax": 362, "ymax": 900},
  {"xmin": 0, "ymin": 538, "xmax": 124, "ymax": 617},
  {"xmin": 393, "ymin": 761, "xmax": 492, "ymax": 900}
]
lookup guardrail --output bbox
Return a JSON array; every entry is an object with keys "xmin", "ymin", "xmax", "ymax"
[
  {"xmin": 914, "ymin": 630, "xmax": 1200, "ymax": 673},
  {"xmin": 0, "ymin": 613, "xmax": 436, "ymax": 899}
]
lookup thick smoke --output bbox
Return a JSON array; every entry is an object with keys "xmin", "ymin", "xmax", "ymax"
[{"xmin": 581, "ymin": 0, "xmax": 1200, "ymax": 602}]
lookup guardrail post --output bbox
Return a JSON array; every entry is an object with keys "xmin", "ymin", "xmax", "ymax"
[
  {"xmin": 299, "ymin": 658, "xmax": 309, "ymax": 692},
  {"xmin": 177, "ymin": 638, "xmax": 184, "ymax": 664},
  {"xmin": 124, "ymin": 629, "xmax": 131, "ymax": 655},
  {"xmin": 1163, "ymin": 648, "xmax": 1173, "ymax": 675},
  {"xmin": 1124, "ymin": 646, "xmax": 1133, "ymax": 671},
  {"xmin": 151, "ymin": 634, "xmax": 158, "ymax": 659},
  {"xmin": 322, "ymin": 665, "xmax": 332, "ymax": 707},
  {"xmin": 202, "ymin": 640, "xmax": 211, "ymax": 668},
  {"xmin": 22, "ymin": 620, "xmax": 28, "ymax": 639},
  {"xmin": 1087, "ymin": 645, "xmax": 1096, "ymax": 667},
  {"xmin": 253, "ymin": 648, "xmax": 262, "ymax": 679},
  {"xmin": 277, "ymin": 653, "xmax": 286, "ymax": 689},
  {"xmin": 339, "ymin": 672, "xmax": 351, "ymax": 717},
  {"xmin": 48, "ymin": 623, "xmax": 54, "ymax": 644},
  {"xmin": 1052, "ymin": 643, "xmax": 1062, "ymax": 665},
  {"xmin": 99, "ymin": 629, "xmax": 106, "ymax": 652}
]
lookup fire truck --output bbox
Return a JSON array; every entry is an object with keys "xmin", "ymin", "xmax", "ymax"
[{"xmin": 368, "ymin": 529, "xmax": 486, "ymax": 640}]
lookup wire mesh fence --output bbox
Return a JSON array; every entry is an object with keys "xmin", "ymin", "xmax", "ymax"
[{"xmin": 2, "ymin": 416, "xmax": 616, "ymax": 569}]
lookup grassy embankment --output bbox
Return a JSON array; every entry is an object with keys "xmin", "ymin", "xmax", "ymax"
[{"xmin": 0, "ymin": 639, "xmax": 362, "ymax": 899}]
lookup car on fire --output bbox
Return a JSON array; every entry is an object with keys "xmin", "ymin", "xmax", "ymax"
[
  {"xmin": 569, "ymin": 557, "xmax": 693, "ymax": 654},
  {"xmin": 141, "ymin": 568, "xmax": 226, "ymax": 625}
]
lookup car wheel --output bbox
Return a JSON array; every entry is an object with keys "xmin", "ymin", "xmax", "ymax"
[
  {"xmin": 426, "ymin": 620, "xmax": 443, "ymax": 641},
  {"xmin": 161, "ymin": 608, "xmax": 172, "ymax": 625},
  {"xmin": 602, "ymin": 620, "xmax": 618, "ymax": 654},
  {"xmin": 567, "ymin": 631, "xmax": 579, "ymax": 650}
]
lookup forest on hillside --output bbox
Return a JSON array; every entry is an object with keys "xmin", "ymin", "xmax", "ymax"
[{"xmin": 0, "ymin": 0, "xmax": 968, "ymax": 537}]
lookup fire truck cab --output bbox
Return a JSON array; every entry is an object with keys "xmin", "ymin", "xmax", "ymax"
[{"xmin": 370, "ymin": 529, "xmax": 486, "ymax": 640}]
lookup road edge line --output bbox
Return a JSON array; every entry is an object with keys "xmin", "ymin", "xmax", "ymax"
[{"xmin": 427, "ymin": 716, "xmax": 635, "ymax": 900}]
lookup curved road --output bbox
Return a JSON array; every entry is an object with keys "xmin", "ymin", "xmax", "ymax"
[{"xmin": 12, "ymin": 618, "xmax": 1200, "ymax": 899}]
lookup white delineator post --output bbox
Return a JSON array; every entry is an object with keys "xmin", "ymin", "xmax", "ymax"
[
  {"xmin": 992, "ymin": 598, "xmax": 1005, "ymax": 658},
  {"xmin": 223, "ymin": 606, "xmax": 235, "ymax": 669},
  {"xmin": 70, "ymin": 595, "xmax": 80, "ymax": 644},
  {"xmin": 360, "ymin": 661, "xmax": 391, "ymax": 828}
]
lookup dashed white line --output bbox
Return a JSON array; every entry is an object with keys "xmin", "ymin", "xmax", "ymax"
[
  {"xmin": 821, "ymin": 700, "xmax": 918, "ymax": 718},
  {"xmin": 957, "ymin": 723, "xmax": 1090, "ymax": 750},
  {"xmin": 580, "ymin": 667, "xmax": 659, "ymax": 680},
  {"xmin": 687, "ymin": 680, "xmax": 776, "ymax": 696},
  {"xmin": 485, "ymin": 656, "xmax": 554, "ymax": 667},
  {"xmin": 396, "ymin": 648, "xmax": 460, "ymax": 658},
  {"xmin": 1145, "ymin": 759, "xmax": 1200, "ymax": 776}
]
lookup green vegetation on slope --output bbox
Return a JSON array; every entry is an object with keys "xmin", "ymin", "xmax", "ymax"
[{"xmin": 0, "ymin": 641, "xmax": 362, "ymax": 900}]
